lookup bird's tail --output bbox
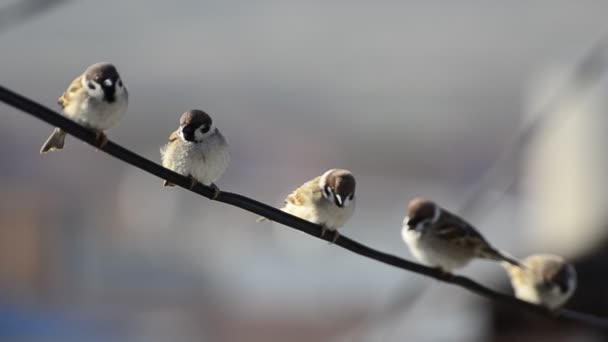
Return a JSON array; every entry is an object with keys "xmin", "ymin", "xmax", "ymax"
[
  {"xmin": 482, "ymin": 248, "xmax": 525, "ymax": 269},
  {"xmin": 40, "ymin": 128, "xmax": 66, "ymax": 154}
]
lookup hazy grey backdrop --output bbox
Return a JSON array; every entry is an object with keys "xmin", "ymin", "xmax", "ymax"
[{"xmin": 2, "ymin": 1, "xmax": 608, "ymax": 341}]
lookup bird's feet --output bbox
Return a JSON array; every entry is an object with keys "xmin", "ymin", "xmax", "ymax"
[
  {"xmin": 94, "ymin": 131, "xmax": 108, "ymax": 150},
  {"xmin": 188, "ymin": 176, "xmax": 198, "ymax": 190},
  {"xmin": 435, "ymin": 267, "xmax": 454, "ymax": 281},
  {"xmin": 330, "ymin": 230, "xmax": 341, "ymax": 244},
  {"xmin": 320, "ymin": 226, "xmax": 339, "ymax": 244},
  {"xmin": 320, "ymin": 225, "xmax": 328, "ymax": 238},
  {"xmin": 209, "ymin": 182, "xmax": 221, "ymax": 200}
]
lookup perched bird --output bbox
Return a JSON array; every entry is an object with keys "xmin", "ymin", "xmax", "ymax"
[
  {"xmin": 503, "ymin": 254, "xmax": 576, "ymax": 310},
  {"xmin": 40, "ymin": 62, "xmax": 128, "ymax": 153},
  {"xmin": 259, "ymin": 169, "xmax": 356, "ymax": 243},
  {"xmin": 160, "ymin": 109, "xmax": 229, "ymax": 198},
  {"xmin": 401, "ymin": 197, "xmax": 522, "ymax": 273}
]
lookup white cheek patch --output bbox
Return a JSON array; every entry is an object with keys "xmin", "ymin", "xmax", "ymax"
[
  {"xmin": 178, "ymin": 127, "xmax": 187, "ymax": 142},
  {"xmin": 322, "ymin": 187, "xmax": 333, "ymax": 200},
  {"xmin": 336, "ymin": 194, "xmax": 345, "ymax": 206},
  {"xmin": 565, "ymin": 270, "xmax": 577, "ymax": 296},
  {"xmin": 194, "ymin": 129, "xmax": 205, "ymax": 141},
  {"xmin": 342, "ymin": 196, "xmax": 354, "ymax": 207},
  {"xmin": 432, "ymin": 207, "xmax": 441, "ymax": 223},
  {"xmin": 194, "ymin": 124, "xmax": 216, "ymax": 141},
  {"xmin": 103, "ymin": 79, "xmax": 113, "ymax": 86}
]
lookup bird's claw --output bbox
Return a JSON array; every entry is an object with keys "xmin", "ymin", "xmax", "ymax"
[
  {"xmin": 330, "ymin": 230, "xmax": 340, "ymax": 244},
  {"xmin": 209, "ymin": 183, "xmax": 221, "ymax": 200},
  {"xmin": 435, "ymin": 267, "xmax": 453, "ymax": 281},
  {"xmin": 188, "ymin": 177, "xmax": 198, "ymax": 190},
  {"xmin": 320, "ymin": 226, "xmax": 339, "ymax": 244},
  {"xmin": 94, "ymin": 131, "xmax": 108, "ymax": 150}
]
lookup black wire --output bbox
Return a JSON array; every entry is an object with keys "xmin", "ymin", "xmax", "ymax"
[{"xmin": 1, "ymin": 84, "xmax": 607, "ymax": 330}]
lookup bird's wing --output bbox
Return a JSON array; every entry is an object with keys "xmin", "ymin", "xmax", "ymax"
[
  {"xmin": 285, "ymin": 176, "xmax": 322, "ymax": 207},
  {"xmin": 434, "ymin": 211, "xmax": 523, "ymax": 267},
  {"xmin": 58, "ymin": 75, "xmax": 84, "ymax": 109},
  {"xmin": 434, "ymin": 211, "xmax": 488, "ymax": 249}
]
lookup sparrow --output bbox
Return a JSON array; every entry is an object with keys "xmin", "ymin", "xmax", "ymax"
[
  {"xmin": 40, "ymin": 62, "xmax": 128, "ymax": 153},
  {"xmin": 160, "ymin": 109, "xmax": 229, "ymax": 199},
  {"xmin": 259, "ymin": 169, "xmax": 356, "ymax": 243},
  {"xmin": 503, "ymin": 254, "xmax": 577, "ymax": 310},
  {"xmin": 401, "ymin": 197, "xmax": 522, "ymax": 273}
]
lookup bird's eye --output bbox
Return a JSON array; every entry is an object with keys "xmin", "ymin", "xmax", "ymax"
[
  {"xmin": 88, "ymin": 82, "xmax": 96, "ymax": 90},
  {"xmin": 201, "ymin": 125, "xmax": 210, "ymax": 133}
]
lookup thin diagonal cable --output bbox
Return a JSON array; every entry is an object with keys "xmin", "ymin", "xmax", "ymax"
[
  {"xmin": 457, "ymin": 34, "xmax": 608, "ymax": 218},
  {"xmin": 1, "ymin": 84, "xmax": 607, "ymax": 331},
  {"xmin": 343, "ymin": 33, "xmax": 608, "ymax": 341}
]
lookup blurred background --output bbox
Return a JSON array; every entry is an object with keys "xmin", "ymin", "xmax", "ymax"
[{"xmin": 2, "ymin": 1, "xmax": 608, "ymax": 341}]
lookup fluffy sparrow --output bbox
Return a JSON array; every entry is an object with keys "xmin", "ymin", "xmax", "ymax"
[
  {"xmin": 401, "ymin": 197, "xmax": 522, "ymax": 273},
  {"xmin": 160, "ymin": 109, "xmax": 229, "ymax": 198},
  {"xmin": 40, "ymin": 62, "xmax": 128, "ymax": 153},
  {"xmin": 259, "ymin": 169, "xmax": 356, "ymax": 243},
  {"xmin": 503, "ymin": 254, "xmax": 576, "ymax": 309}
]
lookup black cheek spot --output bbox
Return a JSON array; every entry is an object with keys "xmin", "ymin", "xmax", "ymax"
[
  {"xmin": 201, "ymin": 125, "xmax": 210, "ymax": 133},
  {"xmin": 88, "ymin": 82, "xmax": 96, "ymax": 90},
  {"xmin": 118, "ymin": 80, "xmax": 123, "ymax": 87}
]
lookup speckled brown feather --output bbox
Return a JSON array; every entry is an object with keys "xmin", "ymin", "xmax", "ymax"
[
  {"xmin": 433, "ymin": 210, "xmax": 489, "ymax": 248},
  {"xmin": 408, "ymin": 198, "xmax": 523, "ymax": 267},
  {"xmin": 286, "ymin": 176, "xmax": 322, "ymax": 206},
  {"xmin": 58, "ymin": 75, "xmax": 84, "ymax": 109},
  {"xmin": 505, "ymin": 255, "xmax": 562, "ymax": 285}
]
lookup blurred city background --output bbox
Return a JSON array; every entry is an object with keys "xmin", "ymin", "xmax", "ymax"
[{"xmin": 1, "ymin": 1, "xmax": 608, "ymax": 341}]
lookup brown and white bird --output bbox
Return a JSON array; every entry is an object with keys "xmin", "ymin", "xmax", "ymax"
[
  {"xmin": 160, "ymin": 109, "xmax": 229, "ymax": 198},
  {"xmin": 503, "ymin": 254, "xmax": 576, "ymax": 309},
  {"xmin": 40, "ymin": 62, "xmax": 128, "ymax": 153},
  {"xmin": 401, "ymin": 197, "xmax": 522, "ymax": 272},
  {"xmin": 259, "ymin": 169, "xmax": 356, "ymax": 242}
]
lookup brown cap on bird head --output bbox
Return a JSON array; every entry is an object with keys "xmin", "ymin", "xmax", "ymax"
[
  {"xmin": 85, "ymin": 62, "xmax": 120, "ymax": 83},
  {"xmin": 179, "ymin": 110, "xmax": 213, "ymax": 142},
  {"xmin": 324, "ymin": 169, "xmax": 356, "ymax": 207},
  {"xmin": 180, "ymin": 109, "xmax": 212, "ymax": 126},
  {"xmin": 84, "ymin": 62, "xmax": 122, "ymax": 102},
  {"xmin": 406, "ymin": 197, "xmax": 438, "ymax": 227}
]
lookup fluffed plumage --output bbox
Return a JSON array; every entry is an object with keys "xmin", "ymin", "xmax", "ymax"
[{"xmin": 503, "ymin": 254, "xmax": 576, "ymax": 309}]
